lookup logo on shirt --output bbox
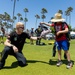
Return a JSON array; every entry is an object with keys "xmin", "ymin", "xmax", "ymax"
[{"xmin": 14, "ymin": 37, "xmax": 17, "ymax": 41}]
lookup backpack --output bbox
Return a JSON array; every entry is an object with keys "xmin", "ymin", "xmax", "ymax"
[{"xmin": 54, "ymin": 22, "xmax": 70, "ymax": 41}]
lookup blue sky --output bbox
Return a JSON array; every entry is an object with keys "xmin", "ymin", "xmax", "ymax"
[{"xmin": 0, "ymin": 0, "xmax": 75, "ymax": 30}]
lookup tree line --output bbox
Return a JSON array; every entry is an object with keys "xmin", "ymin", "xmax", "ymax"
[{"xmin": 0, "ymin": 6, "xmax": 74, "ymax": 32}]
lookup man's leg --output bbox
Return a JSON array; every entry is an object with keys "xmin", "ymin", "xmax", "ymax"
[
  {"xmin": 36, "ymin": 40, "xmax": 38, "ymax": 45},
  {"xmin": 0, "ymin": 46, "xmax": 12, "ymax": 69},
  {"xmin": 14, "ymin": 52, "xmax": 27, "ymax": 67},
  {"xmin": 38, "ymin": 38, "xmax": 41, "ymax": 45}
]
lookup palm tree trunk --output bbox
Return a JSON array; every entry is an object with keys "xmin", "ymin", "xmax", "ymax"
[
  {"xmin": 13, "ymin": 0, "xmax": 16, "ymax": 19},
  {"xmin": 35, "ymin": 18, "xmax": 37, "ymax": 29},
  {"xmin": 12, "ymin": 0, "xmax": 16, "ymax": 29},
  {"xmin": 65, "ymin": 16, "xmax": 67, "ymax": 22},
  {"xmin": 43, "ymin": 19, "xmax": 44, "ymax": 22},
  {"xmin": 24, "ymin": 13, "xmax": 26, "ymax": 30},
  {"xmin": 69, "ymin": 14, "xmax": 71, "ymax": 25}
]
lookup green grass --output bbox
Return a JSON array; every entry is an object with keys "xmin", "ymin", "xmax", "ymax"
[{"xmin": 0, "ymin": 39, "xmax": 75, "ymax": 75}]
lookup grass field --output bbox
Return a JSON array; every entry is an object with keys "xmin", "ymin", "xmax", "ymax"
[{"xmin": 0, "ymin": 39, "xmax": 75, "ymax": 75}]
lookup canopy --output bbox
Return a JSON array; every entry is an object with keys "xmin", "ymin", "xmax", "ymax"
[{"xmin": 70, "ymin": 31, "xmax": 75, "ymax": 35}]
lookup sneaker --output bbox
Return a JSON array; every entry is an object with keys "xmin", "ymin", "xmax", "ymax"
[
  {"xmin": 66, "ymin": 61, "xmax": 73, "ymax": 69},
  {"xmin": 56, "ymin": 60, "xmax": 62, "ymax": 67}
]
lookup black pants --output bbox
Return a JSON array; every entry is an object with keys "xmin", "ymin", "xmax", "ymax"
[
  {"xmin": 36, "ymin": 38, "xmax": 41, "ymax": 45},
  {"xmin": 36, "ymin": 34, "xmax": 41, "ymax": 45},
  {"xmin": 0, "ymin": 46, "xmax": 26, "ymax": 68}
]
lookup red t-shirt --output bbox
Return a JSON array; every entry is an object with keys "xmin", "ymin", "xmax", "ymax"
[{"xmin": 51, "ymin": 23, "xmax": 68, "ymax": 41}]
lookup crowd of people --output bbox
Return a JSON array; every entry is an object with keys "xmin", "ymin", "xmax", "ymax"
[{"xmin": 0, "ymin": 12, "xmax": 73, "ymax": 70}]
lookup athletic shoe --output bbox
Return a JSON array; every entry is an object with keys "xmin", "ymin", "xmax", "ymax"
[
  {"xmin": 66, "ymin": 61, "xmax": 73, "ymax": 69},
  {"xmin": 56, "ymin": 60, "xmax": 63, "ymax": 67}
]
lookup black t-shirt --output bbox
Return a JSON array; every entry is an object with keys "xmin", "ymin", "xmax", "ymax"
[
  {"xmin": 35, "ymin": 27, "xmax": 43, "ymax": 36},
  {"xmin": 7, "ymin": 31, "xmax": 30, "ymax": 52}
]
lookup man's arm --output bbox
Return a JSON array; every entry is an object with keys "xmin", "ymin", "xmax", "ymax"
[
  {"xmin": 4, "ymin": 39, "xmax": 18, "ymax": 53},
  {"xmin": 30, "ymin": 36, "xmax": 37, "ymax": 40},
  {"xmin": 4, "ymin": 39, "xmax": 13, "ymax": 47},
  {"xmin": 30, "ymin": 36, "xmax": 37, "ymax": 44}
]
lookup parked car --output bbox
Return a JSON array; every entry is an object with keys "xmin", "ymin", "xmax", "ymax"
[
  {"xmin": 46, "ymin": 33, "xmax": 55, "ymax": 40},
  {"xmin": 0, "ymin": 31, "xmax": 3, "ymax": 37},
  {"xmin": 70, "ymin": 34, "xmax": 75, "ymax": 39}
]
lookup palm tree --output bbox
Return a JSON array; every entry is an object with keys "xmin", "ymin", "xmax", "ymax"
[
  {"xmin": 13, "ymin": 16, "xmax": 17, "ymax": 22},
  {"xmin": 11, "ymin": 0, "xmax": 19, "ymax": 29},
  {"xmin": 24, "ymin": 18, "xmax": 28, "ymax": 29},
  {"xmin": 12, "ymin": 16, "xmax": 17, "ymax": 27},
  {"xmin": 3, "ymin": 12, "xmax": 12, "ymax": 31},
  {"xmin": 23, "ymin": 8, "xmax": 29, "ymax": 30},
  {"xmin": 0, "ymin": 14, "xmax": 4, "ymax": 26},
  {"xmin": 5, "ymin": 14, "xmax": 11, "ymax": 32},
  {"xmin": 3, "ymin": 22, "xmax": 7, "ymax": 27},
  {"xmin": 41, "ymin": 14, "xmax": 46, "ymax": 22},
  {"xmin": 3, "ymin": 13, "xmax": 11, "ymax": 32},
  {"xmin": 9, "ymin": 19, "xmax": 14, "ymax": 29},
  {"xmin": 35, "ymin": 14, "xmax": 40, "ymax": 29},
  {"xmin": 20, "ymin": 17, "xmax": 23, "ymax": 21},
  {"xmin": 41, "ymin": 8, "xmax": 48, "ymax": 22},
  {"xmin": 4, "ymin": 12, "xmax": 9, "ymax": 21},
  {"xmin": 65, "ymin": 10, "xmax": 70, "ymax": 23},
  {"xmin": 58, "ymin": 10, "xmax": 63, "ymax": 14},
  {"xmin": 67, "ymin": 7, "xmax": 73, "ymax": 25},
  {"xmin": 17, "ymin": 13, "xmax": 22, "ymax": 22}
]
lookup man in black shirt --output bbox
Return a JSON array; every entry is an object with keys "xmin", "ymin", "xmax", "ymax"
[
  {"xmin": 0, "ymin": 22, "xmax": 37, "ymax": 69},
  {"xmin": 35, "ymin": 26, "xmax": 43, "ymax": 45}
]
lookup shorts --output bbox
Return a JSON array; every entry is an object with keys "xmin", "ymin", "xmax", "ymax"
[{"xmin": 56, "ymin": 40, "xmax": 69, "ymax": 51}]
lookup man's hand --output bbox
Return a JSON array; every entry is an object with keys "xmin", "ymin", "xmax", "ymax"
[{"xmin": 12, "ymin": 46, "xmax": 18, "ymax": 53}]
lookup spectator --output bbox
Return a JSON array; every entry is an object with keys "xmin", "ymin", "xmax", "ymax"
[
  {"xmin": 30, "ymin": 28, "xmax": 34, "ymax": 44},
  {"xmin": 35, "ymin": 26, "xmax": 43, "ymax": 45}
]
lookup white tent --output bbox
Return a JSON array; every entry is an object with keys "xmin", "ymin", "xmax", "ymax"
[{"xmin": 70, "ymin": 31, "xmax": 75, "ymax": 35}]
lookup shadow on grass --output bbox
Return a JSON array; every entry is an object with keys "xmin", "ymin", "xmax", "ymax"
[
  {"xmin": 3, "ymin": 60, "xmax": 49, "ymax": 69},
  {"xmin": 49, "ymin": 59, "xmax": 74, "ymax": 65},
  {"xmin": 3, "ymin": 59, "xmax": 74, "ymax": 69},
  {"xmin": 3, "ymin": 61, "xmax": 18, "ymax": 69},
  {"xmin": 27, "ymin": 60, "xmax": 49, "ymax": 64},
  {"xmin": 27, "ymin": 59, "xmax": 74, "ymax": 66}
]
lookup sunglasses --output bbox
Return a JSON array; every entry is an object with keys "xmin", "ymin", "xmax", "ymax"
[{"xmin": 19, "ymin": 27, "xmax": 24, "ymax": 29}]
